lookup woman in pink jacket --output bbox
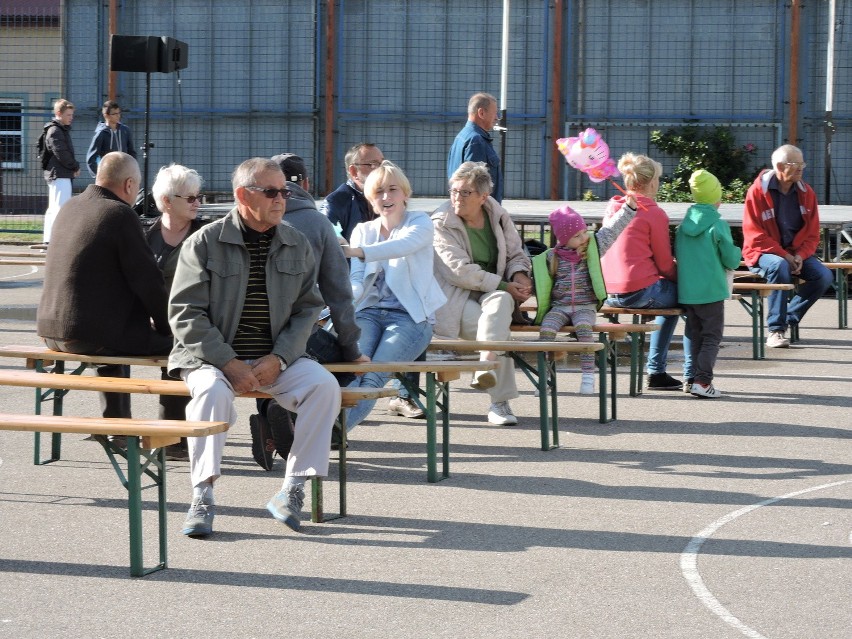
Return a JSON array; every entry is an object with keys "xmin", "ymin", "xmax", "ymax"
[{"xmin": 600, "ymin": 153, "xmax": 693, "ymax": 391}]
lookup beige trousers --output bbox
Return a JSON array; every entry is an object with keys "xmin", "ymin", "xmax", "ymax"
[{"xmin": 459, "ymin": 290, "xmax": 518, "ymax": 403}]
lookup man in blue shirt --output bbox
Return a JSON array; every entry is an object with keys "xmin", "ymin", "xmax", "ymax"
[{"xmin": 447, "ymin": 93, "xmax": 503, "ymax": 202}]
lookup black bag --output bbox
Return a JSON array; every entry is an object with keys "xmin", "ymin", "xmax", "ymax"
[
  {"xmin": 305, "ymin": 323, "xmax": 356, "ymax": 386},
  {"xmin": 36, "ymin": 124, "xmax": 56, "ymax": 170}
]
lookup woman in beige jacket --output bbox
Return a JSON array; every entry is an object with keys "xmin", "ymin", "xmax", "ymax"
[{"xmin": 432, "ymin": 162, "xmax": 532, "ymax": 425}]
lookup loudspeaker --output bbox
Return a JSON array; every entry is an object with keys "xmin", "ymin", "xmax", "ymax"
[{"xmin": 110, "ymin": 35, "xmax": 188, "ymax": 74}]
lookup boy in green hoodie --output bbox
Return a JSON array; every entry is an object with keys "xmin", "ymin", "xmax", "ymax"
[{"xmin": 675, "ymin": 170, "xmax": 742, "ymax": 398}]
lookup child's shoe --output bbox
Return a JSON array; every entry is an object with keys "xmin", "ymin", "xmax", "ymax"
[
  {"xmin": 690, "ymin": 382, "xmax": 722, "ymax": 398},
  {"xmin": 683, "ymin": 377, "xmax": 694, "ymax": 394},
  {"xmin": 580, "ymin": 373, "xmax": 595, "ymax": 395}
]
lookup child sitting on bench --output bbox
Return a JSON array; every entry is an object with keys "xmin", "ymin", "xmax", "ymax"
[{"xmin": 533, "ymin": 197, "xmax": 636, "ymax": 394}]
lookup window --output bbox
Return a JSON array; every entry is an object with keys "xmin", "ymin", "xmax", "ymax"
[{"xmin": 0, "ymin": 100, "xmax": 23, "ymax": 169}]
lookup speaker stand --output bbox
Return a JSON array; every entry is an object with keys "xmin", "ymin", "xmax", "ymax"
[{"xmin": 141, "ymin": 72, "xmax": 153, "ymax": 213}]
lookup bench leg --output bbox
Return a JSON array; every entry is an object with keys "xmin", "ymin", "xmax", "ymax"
[
  {"xmin": 311, "ymin": 409, "xmax": 347, "ymax": 523},
  {"xmin": 123, "ymin": 438, "xmax": 167, "ymax": 577},
  {"xmin": 838, "ymin": 269, "xmax": 848, "ymax": 329},
  {"xmin": 33, "ymin": 360, "xmax": 68, "ymax": 465},
  {"xmin": 598, "ymin": 334, "xmax": 615, "ymax": 423},
  {"xmin": 424, "ymin": 372, "xmax": 450, "ymax": 483}
]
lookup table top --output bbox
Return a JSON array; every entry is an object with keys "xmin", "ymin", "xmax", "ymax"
[{"xmin": 200, "ymin": 198, "xmax": 852, "ymax": 229}]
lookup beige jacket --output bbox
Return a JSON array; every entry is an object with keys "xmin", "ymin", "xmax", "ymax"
[{"xmin": 431, "ymin": 197, "xmax": 530, "ymax": 338}]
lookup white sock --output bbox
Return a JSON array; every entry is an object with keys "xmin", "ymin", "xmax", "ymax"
[
  {"xmin": 193, "ymin": 481, "xmax": 214, "ymax": 503},
  {"xmin": 283, "ymin": 476, "xmax": 305, "ymax": 492}
]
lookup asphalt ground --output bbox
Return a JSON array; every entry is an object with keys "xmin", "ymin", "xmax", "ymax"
[{"xmin": 0, "ymin": 254, "xmax": 850, "ymax": 639}]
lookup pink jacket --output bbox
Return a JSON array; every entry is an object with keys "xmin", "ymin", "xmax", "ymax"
[
  {"xmin": 600, "ymin": 194, "xmax": 676, "ymax": 294},
  {"xmin": 741, "ymin": 170, "xmax": 821, "ymax": 266}
]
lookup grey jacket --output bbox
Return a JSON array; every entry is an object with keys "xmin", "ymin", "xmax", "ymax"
[
  {"xmin": 167, "ymin": 207, "xmax": 323, "ymax": 375},
  {"xmin": 283, "ymin": 182, "xmax": 362, "ymax": 361}
]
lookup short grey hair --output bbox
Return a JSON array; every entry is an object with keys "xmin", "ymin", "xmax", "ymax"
[
  {"xmin": 771, "ymin": 144, "xmax": 803, "ymax": 168},
  {"xmin": 152, "ymin": 164, "xmax": 203, "ymax": 212},
  {"xmin": 344, "ymin": 142, "xmax": 379, "ymax": 169},
  {"xmin": 467, "ymin": 93, "xmax": 497, "ymax": 117},
  {"xmin": 450, "ymin": 161, "xmax": 493, "ymax": 195},
  {"xmin": 232, "ymin": 158, "xmax": 281, "ymax": 191}
]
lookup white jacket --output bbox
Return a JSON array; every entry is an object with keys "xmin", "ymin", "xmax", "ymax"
[{"xmin": 349, "ymin": 209, "xmax": 446, "ymax": 323}]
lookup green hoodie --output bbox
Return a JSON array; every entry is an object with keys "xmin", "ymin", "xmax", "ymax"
[{"xmin": 675, "ymin": 203, "xmax": 742, "ymax": 305}]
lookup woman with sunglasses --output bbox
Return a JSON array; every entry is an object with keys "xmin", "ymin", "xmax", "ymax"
[
  {"xmin": 146, "ymin": 163, "xmax": 206, "ymax": 460},
  {"xmin": 341, "ymin": 161, "xmax": 446, "ymax": 431}
]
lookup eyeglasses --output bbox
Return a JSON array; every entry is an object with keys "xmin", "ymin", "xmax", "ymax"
[
  {"xmin": 352, "ymin": 161, "xmax": 383, "ymax": 169},
  {"xmin": 449, "ymin": 188, "xmax": 476, "ymax": 199},
  {"xmin": 173, "ymin": 194, "xmax": 203, "ymax": 204},
  {"xmin": 784, "ymin": 162, "xmax": 806, "ymax": 169},
  {"xmin": 245, "ymin": 186, "xmax": 292, "ymax": 199}
]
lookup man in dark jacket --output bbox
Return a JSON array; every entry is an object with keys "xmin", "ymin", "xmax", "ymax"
[
  {"xmin": 85, "ymin": 100, "xmax": 137, "ymax": 177},
  {"xmin": 42, "ymin": 99, "xmax": 80, "ymax": 244},
  {"xmin": 37, "ymin": 152, "xmax": 172, "ymax": 419},
  {"xmin": 319, "ymin": 142, "xmax": 384, "ymax": 241}
]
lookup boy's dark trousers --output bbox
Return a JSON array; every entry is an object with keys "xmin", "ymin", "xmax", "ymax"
[{"xmin": 683, "ymin": 301, "xmax": 725, "ymax": 386}]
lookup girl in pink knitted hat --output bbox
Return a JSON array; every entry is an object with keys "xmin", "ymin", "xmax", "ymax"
[{"xmin": 532, "ymin": 196, "xmax": 636, "ymax": 394}]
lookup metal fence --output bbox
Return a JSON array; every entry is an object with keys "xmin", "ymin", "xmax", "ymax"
[{"xmin": 1, "ymin": 0, "xmax": 849, "ymax": 234}]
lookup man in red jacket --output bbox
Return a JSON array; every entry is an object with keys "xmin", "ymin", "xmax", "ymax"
[{"xmin": 742, "ymin": 145, "xmax": 832, "ymax": 348}]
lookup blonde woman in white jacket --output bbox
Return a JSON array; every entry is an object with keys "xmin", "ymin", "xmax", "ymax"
[
  {"xmin": 342, "ymin": 161, "xmax": 446, "ymax": 430},
  {"xmin": 432, "ymin": 161, "xmax": 533, "ymax": 425}
]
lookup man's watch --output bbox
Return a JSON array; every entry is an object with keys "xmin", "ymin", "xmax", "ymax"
[{"xmin": 275, "ymin": 355, "xmax": 287, "ymax": 372}]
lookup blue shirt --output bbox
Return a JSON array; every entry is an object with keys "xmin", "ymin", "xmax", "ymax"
[
  {"xmin": 768, "ymin": 174, "xmax": 803, "ymax": 249},
  {"xmin": 447, "ymin": 121, "xmax": 503, "ymax": 202}
]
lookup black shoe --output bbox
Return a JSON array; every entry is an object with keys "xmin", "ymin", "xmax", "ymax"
[
  {"xmin": 249, "ymin": 413, "xmax": 275, "ymax": 471},
  {"xmin": 646, "ymin": 372, "xmax": 683, "ymax": 390},
  {"xmin": 266, "ymin": 401, "xmax": 295, "ymax": 460}
]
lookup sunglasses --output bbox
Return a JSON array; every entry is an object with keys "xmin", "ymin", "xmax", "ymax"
[
  {"xmin": 245, "ymin": 186, "xmax": 292, "ymax": 199},
  {"xmin": 173, "ymin": 194, "xmax": 203, "ymax": 204}
]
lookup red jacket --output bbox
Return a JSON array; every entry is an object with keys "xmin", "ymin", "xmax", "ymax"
[
  {"xmin": 600, "ymin": 194, "xmax": 677, "ymax": 294},
  {"xmin": 741, "ymin": 170, "xmax": 821, "ymax": 266}
]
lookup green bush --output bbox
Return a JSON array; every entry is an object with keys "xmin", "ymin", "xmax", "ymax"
[{"xmin": 650, "ymin": 126, "xmax": 761, "ymax": 203}]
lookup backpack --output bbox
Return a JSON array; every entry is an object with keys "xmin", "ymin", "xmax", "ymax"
[{"xmin": 36, "ymin": 123, "xmax": 57, "ymax": 170}]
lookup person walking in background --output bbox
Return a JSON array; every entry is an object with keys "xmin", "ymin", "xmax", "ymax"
[
  {"xmin": 41, "ymin": 98, "xmax": 80, "ymax": 244},
  {"xmin": 432, "ymin": 161, "xmax": 532, "ymax": 425},
  {"xmin": 341, "ymin": 161, "xmax": 445, "ymax": 432},
  {"xmin": 447, "ymin": 93, "xmax": 503, "ymax": 203},
  {"xmin": 533, "ymin": 198, "xmax": 637, "ymax": 395},
  {"xmin": 147, "ymin": 163, "xmax": 207, "ymax": 460},
  {"xmin": 601, "ymin": 152, "xmax": 693, "ymax": 392},
  {"xmin": 742, "ymin": 144, "xmax": 832, "ymax": 348},
  {"xmin": 321, "ymin": 142, "xmax": 385, "ymax": 242},
  {"xmin": 86, "ymin": 100, "xmax": 137, "ymax": 177},
  {"xmin": 676, "ymin": 170, "xmax": 742, "ymax": 398}
]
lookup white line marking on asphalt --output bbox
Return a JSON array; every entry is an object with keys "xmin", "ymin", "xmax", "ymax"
[
  {"xmin": 681, "ymin": 479, "xmax": 852, "ymax": 639},
  {"xmin": 0, "ymin": 265, "xmax": 39, "ymax": 280}
]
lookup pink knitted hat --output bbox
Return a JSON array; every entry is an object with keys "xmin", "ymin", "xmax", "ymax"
[{"xmin": 549, "ymin": 206, "xmax": 587, "ymax": 246}]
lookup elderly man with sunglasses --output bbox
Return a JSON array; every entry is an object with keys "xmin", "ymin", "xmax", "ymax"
[
  {"xmin": 742, "ymin": 144, "xmax": 833, "ymax": 348},
  {"xmin": 168, "ymin": 157, "xmax": 341, "ymax": 537}
]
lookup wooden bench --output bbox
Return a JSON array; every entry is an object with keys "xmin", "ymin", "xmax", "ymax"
[
  {"xmin": 0, "ymin": 258, "xmax": 46, "ymax": 266},
  {"xmin": 0, "ymin": 345, "xmax": 495, "ymax": 484},
  {"xmin": 0, "ymin": 410, "xmax": 228, "ymax": 577},
  {"xmin": 598, "ymin": 306, "xmax": 683, "ymax": 395},
  {"xmin": 428, "ymin": 339, "xmax": 605, "ymax": 451},
  {"xmin": 510, "ymin": 322, "xmax": 660, "ymax": 400},
  {"xmin": 0, "ymin": 368, "xmax": 394, "ymax": 524}
]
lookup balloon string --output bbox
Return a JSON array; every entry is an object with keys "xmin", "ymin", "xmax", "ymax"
[{"xmin": 608, "ymin": 178, "xmax": 645, "ymax": 210}]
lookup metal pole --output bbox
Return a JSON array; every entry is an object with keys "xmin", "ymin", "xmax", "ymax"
[
  {"xmin": 549, "ymin": 0, "xmax": 564, "ymax": 200},
  {"xmin": 108, "ymin": 0, "xmax": 117, "ymax": 100},
  {"xmin": 142, "ymin": 72, "xmax": 151, "ymax": 214},
  {"xmin": 788, "ymin": 0, "xmax": 801, "ymax": 144},
  {"xmin": 824, "ymin": 0, "xmax": 836, "ymax": 204},
  {"xmin": 497, "ymin": 0, "xmax": 510, "ymax": 184}
]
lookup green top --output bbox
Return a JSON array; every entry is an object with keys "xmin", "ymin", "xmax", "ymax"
[{"xmin": 466, "ymin": 218, "xmax": 507, "ymax": 291}]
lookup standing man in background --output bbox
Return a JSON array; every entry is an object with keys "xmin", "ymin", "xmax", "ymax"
[
  {"xmin": 41, "ymin": 99, "xmax": 80, "ymax": 244},
  {"xmin": 447, "ymin": 92, "xmax": 503, "ymax": 203},
  {"xmin": 86, "ymin": 100, "xmax": 137, "ymax": 177}
]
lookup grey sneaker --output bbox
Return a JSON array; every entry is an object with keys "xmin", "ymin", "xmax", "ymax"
[
  {"xmin": 266, "ymin": 485, "xmax": 305, "ymax": 531},
  {"xmin": 387, "ymin": 396, "xmax": 425, "ymax": 419},
  {"xmin": 690, "ymin": 382, "xmax": 722, "ymax": 398},
  {"xmin": 182, "ymin": 488, "xmax": 214, "ymax": 537},
  {"xmin": 487, "ymin": 401, "xmax": 518, "ymax": 425}
]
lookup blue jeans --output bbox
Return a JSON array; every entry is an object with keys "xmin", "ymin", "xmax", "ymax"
[
  {"xmin": 750, "ymin": 254, "xmax": 833, "ymax": 332},
  {"xmin": 606, "ymin": 278, "xmax": 693, "ymax": 379},
  {"xmin": 346, "ymin": 307, "xmax": 433, "ymax": 430}
]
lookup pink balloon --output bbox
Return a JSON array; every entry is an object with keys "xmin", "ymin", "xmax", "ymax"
[{"xmin": 556, "ymin": 128, "xmax": 620, "ymax": 183}]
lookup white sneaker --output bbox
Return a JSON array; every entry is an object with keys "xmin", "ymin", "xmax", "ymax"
[
  {"xmin": 580, "ymin": 373, "xmax": 595, "ymax": 395},
  {"xmin": 766, "ymin": 330, "xmax": 790, "ymax": 348},
  {"xmin": 487, "ymin": 401, "xmax": 518, "ymax": 425},
  {"xmin": 690, "ymin": 382, "xmax": 722, "ymax": 398}
]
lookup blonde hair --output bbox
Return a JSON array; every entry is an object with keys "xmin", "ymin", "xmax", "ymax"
[
  {"xmin": 618, "ymin": 153, "xmax": 662, "ymax": 191},
  {"xmin": 53, "ymin": 99, "xmax": 74, "ymax": 115},
  {"xmin": 363, "ymin": 160, "xmax": 412, "ymax": 202}
]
